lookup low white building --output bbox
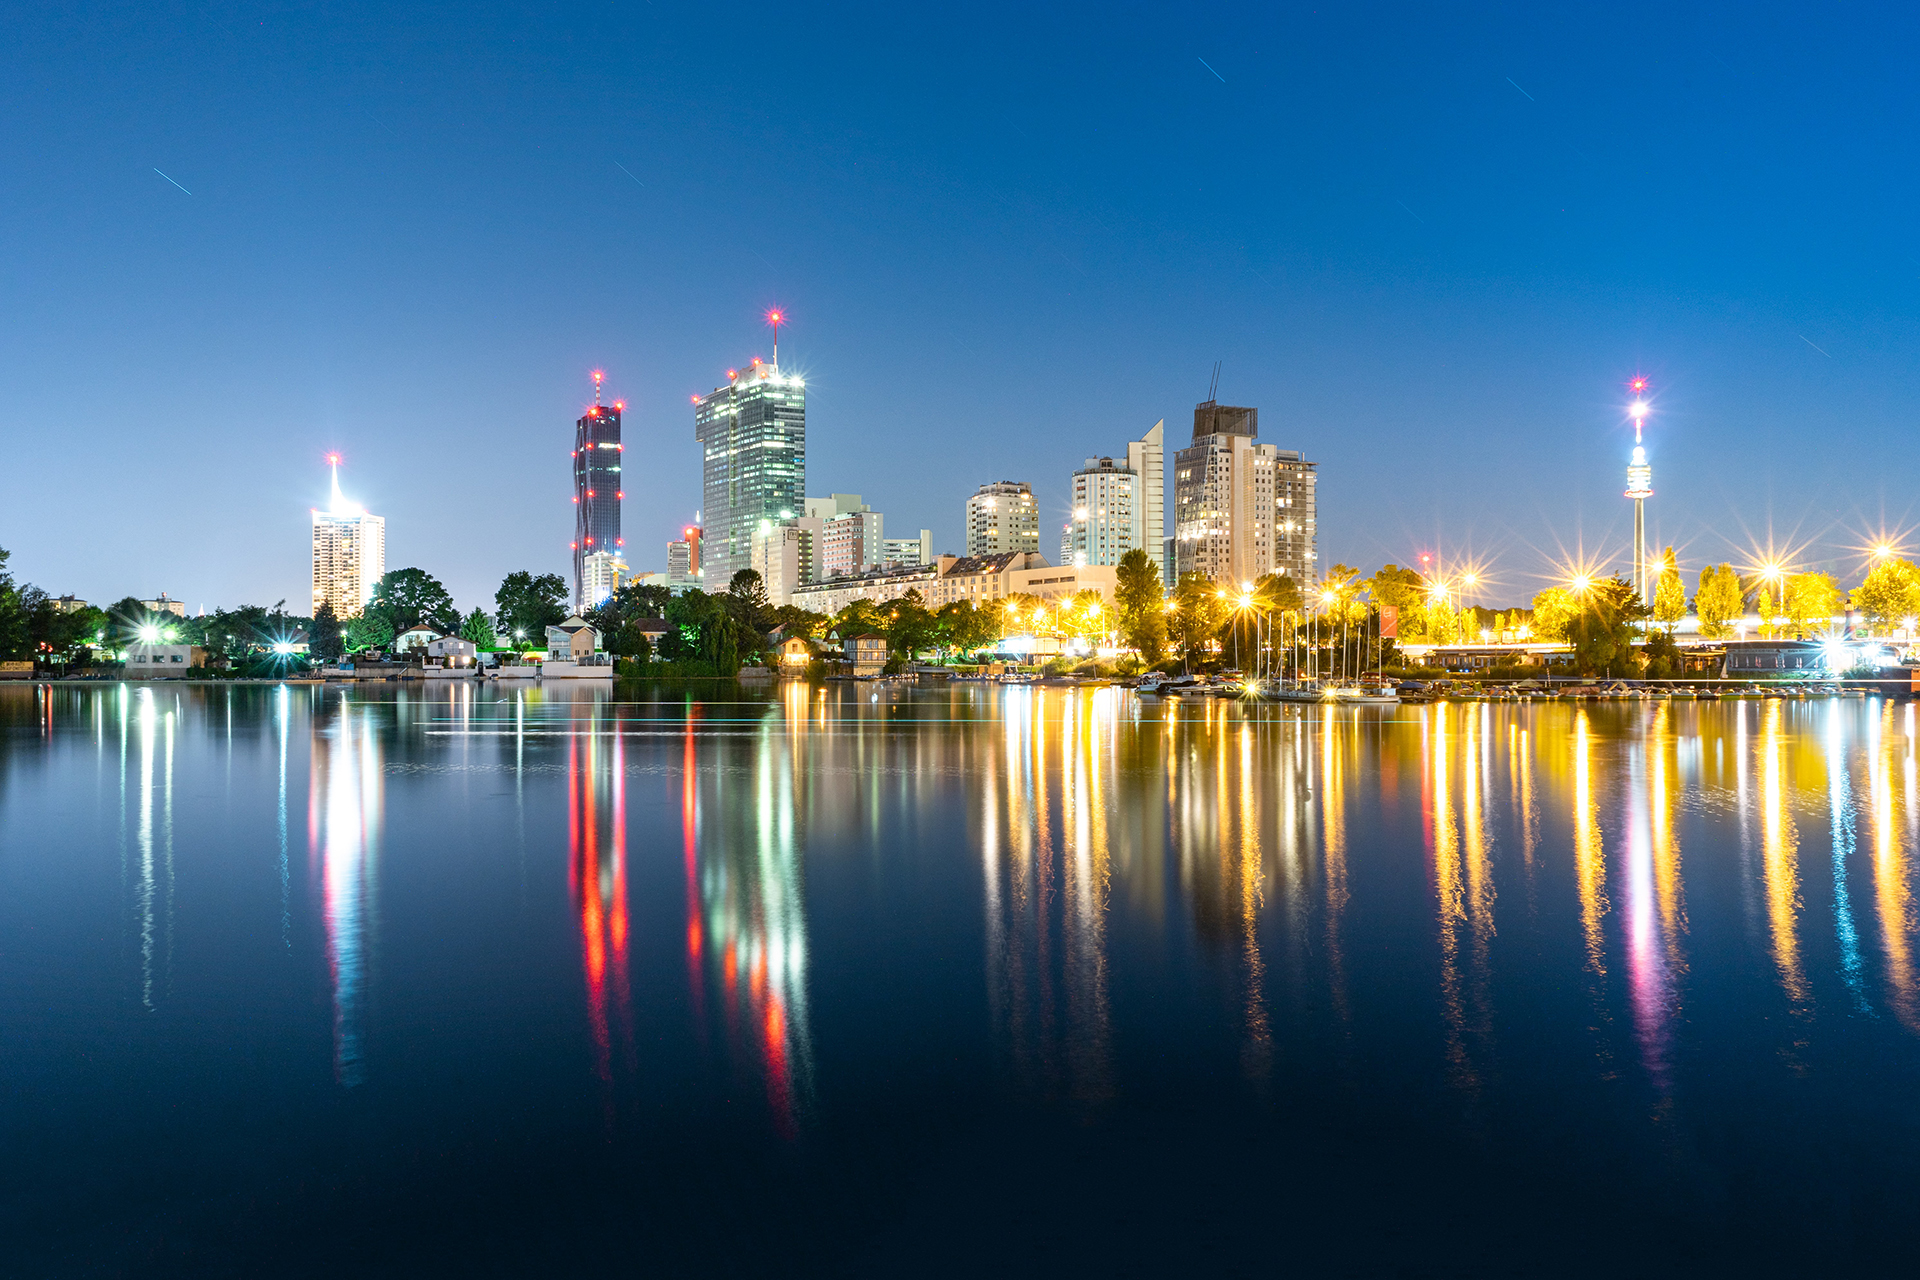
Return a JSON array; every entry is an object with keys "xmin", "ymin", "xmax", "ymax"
[
  {"xmin": 426, "ymin": 636, "xmax": 478, "ymax": 667},
  {"xmin": 124, "ymin": 644, "xmax": 205, "ymax": 675}
]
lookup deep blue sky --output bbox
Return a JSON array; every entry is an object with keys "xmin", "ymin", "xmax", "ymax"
[{"xmin": 6, "ymin": 1, "xmax": 1917, "ymax": 613}]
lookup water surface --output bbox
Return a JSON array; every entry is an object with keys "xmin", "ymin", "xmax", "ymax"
[{"xmin": 4, "ymin": 682, "xmax": 1920, "ymax": 1275}]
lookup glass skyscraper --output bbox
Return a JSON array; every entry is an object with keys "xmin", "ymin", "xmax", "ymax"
[
  {"xmin": 694, "ymin": 358, "xmax": 806, "ymax": 585},
  {"xmin": 572, "ymin": 382, "xmax": 625, "ymax": 610}
]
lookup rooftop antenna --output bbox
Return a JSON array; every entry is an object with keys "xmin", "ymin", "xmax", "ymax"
[
  {"xmin": 1207, "ymin": 361, "xmax": 1221, "ymax": 402},
  {"xmin": 767, "ymin": 308, "xmax": 785, "ymax": 368},
  {"xmin": 593, "ymin": 369, "xmax": 604, "ymax": 406}
]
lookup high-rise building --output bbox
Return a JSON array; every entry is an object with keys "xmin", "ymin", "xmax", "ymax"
[
  {"xmin": 751, "ymin": 517, "xmax": 824, "ymax": 607},
  {"xmin": 311, "ymin": 457, "xmax": 386, "ymax": 619},
  {"xmin": 1065, "ymin": 456, "xmax": 1139, "ymax": 567},
  {"xmin": 695, "ymin": 357, "xmax": 806, "ymax": 585},
  {"xmin": 965, "ymin": 481, "xmax": 1039, "ymax": 558},
  {"xmin": 1127, "ymin": 420, "xmax": 1165, "ymax": 578},
  {"xmin": 1173, "ymin": 399, "xmax": 1317, "ymax": 587},
  {"xmin": 571, "ymin": 373, "xmax": 625, "ymax": 610},
  {"xmin": 807, "ymin": 494, "xmax": 883, "ymax": 579},
  {"xmin": 667, "ymin": 525, "xmax": 703, "ymax": 592}
]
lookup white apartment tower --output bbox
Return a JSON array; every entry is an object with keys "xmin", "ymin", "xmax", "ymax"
[
  {"xmin": 1065, "ymin": 457, "xmax": 1139, "ymax": 567},
  {"xmin": 1126, "ymin": 420, "xmax": 1164, "ymax": 579},
  {"xmin": 311, "ymin": 458, "xmax": 386, "ymax": 618},
  {"xmin": 965, "ymin": 482, "xmax": 1040, "ymax": 558}
]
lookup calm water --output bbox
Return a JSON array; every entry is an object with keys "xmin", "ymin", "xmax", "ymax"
[{"xmin": 5, "ymin": 682, "xmax": 1920, "ymax": 1275}]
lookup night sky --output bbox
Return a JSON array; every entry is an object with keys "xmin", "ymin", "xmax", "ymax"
[{"xmin": 6, "ymin": 2, "xmax": 1917, "ymax": 614}]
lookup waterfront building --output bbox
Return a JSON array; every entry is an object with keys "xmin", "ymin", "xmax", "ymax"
[
  {"xmin": 1172, "ymin": 399, "xmax": 1316, "ymax": 587},
  {"xmin": 123, "ymin": 643, "xmax": 207, "ymax": 674},
  {"xmin": 580, "ymin": 550, "xmax": 629, "ymax": 610},
  {"xmin": 52, "ymin": 595, "xmax": 89, "ymax": 614},
  {"xmin": 1065, "ymin": 456, "xmax": 1139, "ymax": 568},
  {"xmin": 790, "ymin": 563, "xmax": 941, "ymax": 617},
  {"xmin": 667, "ymin": 525, "xmax": 703, "ymax": 592},
  {"xmin": 138, "ymin": 593, "xmax": 188, "ymax": 618},
  {"xmin": 1008, "ymin": 563, "xmax": 1118, "ymax": 609},
  {"xmin": 571, "ymin": 372, "xmax": 626, "ymax": 610},
  {"xmin": 311, "ymin": 457, "xmax": 386, "ymax": 619},
  {"xmin": 545, "ymin": 615, "xmax": 604, "ymax": 660},
  {"xmin": 923, "ymin": 551, "xmax": 1050, "ymax": 609},
  {"xmin": 695, "ymin": 357, "xmax": 806, "ymax": 584},
  {"xmin": 965, "ymin": 482, "xmax": 1040, "ymax": 558}
]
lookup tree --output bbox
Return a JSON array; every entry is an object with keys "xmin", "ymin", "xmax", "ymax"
[
  {"xmin": 1567, "ymin": 576, "xmax": 1650, "ymax": 676},
  {"xmin": 1755, "ymin": 585, "xmax": 1775, "ymax": 639},
  {"xmin": 1114, "ymin": 548, "xmax": 1167, "ymax": 661},
  {"xmin": 1168, "ymin": 573, "xmax": 1226, "ymax": 671},
  {"xmin": 883, "ymin": 590, "xmax": 938, "ymax": 659},
  {"xmin": 1529, "ymin": 587, "xmax": 1577, "ymax": 643},
  {"xmin": 1371, "ymin": 564, "xmax": 1428, "ymax": 640},
  {"xmin": 936, "ymin": 601, "xmax": 998, "ymax": 657},
  {"xmin": 494, "ymin": 571, "xmax": 569, "ymax": 644},
  {"xmin": 1853, "ymin": 558, "xmax": 1920, "ymax": 632},
  {"xmin": 346, "ymin": 611, "xmax": 394, "ymax": 652},
  {"xmin": 1695, "ymin": 564, "xmax": 1745, "ymax": 639},
  {"xmin": 1653, "ymin": 546, "xmax": 1686, "ymax": 633},
  {"xmin": 459, "ymin": 607, "xmax": 497, "ymax": 649},
  {"xmin": 311, "ymin": 601, "xmax": 345, "ymax": 663},
  {"xmin": 368, "ymin": 568, "xmax": 460, "ymax": 635},
  {"xmin": 1782, "ymin": 572, "xmax": 1842, "ymax": 639}
]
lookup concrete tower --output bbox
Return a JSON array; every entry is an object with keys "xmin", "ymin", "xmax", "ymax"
[{"xmin": 1624, "ymin": 378, "xmax": 1653, "ymax": 606}]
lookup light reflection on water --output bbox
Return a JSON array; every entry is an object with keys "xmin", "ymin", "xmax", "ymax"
[{"xmin": 7, "ymin": 682, "xmax": 1920, "ymax": 1267}]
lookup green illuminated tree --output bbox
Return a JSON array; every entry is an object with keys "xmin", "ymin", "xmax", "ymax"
[
  {"xmin": 1694, "ymin": 564, "xmax": 1744, "ymax": 638},
  {"xmin": 1528, "ymin": 587, "xmax": 1577, "ymax": 643},
  {"xmin": 367, "ymin": 568, "xmax": 459, "ymax": 635},
  {"xmin": 1114, "ymin": 548, "xmax": 1167, "ymax": 662},
  {"xmin": 1653, "ymin": 546, "xmax": 1686, "ymax": 634},
  {"xmin": 1568, "ymin": 575, "xmax": 1650, "ymax": 676},
  {"xmin": 1782, "ymin": 572, "xmax": 1842, "ymax": 639},
  {"xmin": 1369, "ymin": 564, "xmax": 1428, "ymax": 640},
  {"xmin": 346, "ymin": 610, "xmax": 394, "ymax": 652},
  {"xmin": 459, "ymin": 607, "xmax": 497, "ymax": 649},
  {"xmin": 1853, "ymin": 558, "xmax": 1920, "ymax": 632}
]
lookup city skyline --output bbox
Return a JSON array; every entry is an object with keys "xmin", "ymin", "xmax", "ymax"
[{"xmin": 8, "ymin": 4, "xmax": 1920, "ymax": 612}]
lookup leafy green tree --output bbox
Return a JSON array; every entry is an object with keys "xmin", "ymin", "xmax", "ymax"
[
  {"xmin": 1168, "ymin": 572, "xmax": 1226, "ymax": 671},
  {"xmin": 1695, "ymin": 564, "xmax": 1745, "ymax": 638},
  {"xmin": 368, "ymin": 569, "xmax": 459, "ymax": 635},
  {"xmin": 1568, "ymin": 576, "xmax": 1650, "ymax": 676},
  {"xmin": 883, "ymin": 591, "xmax": 938, "ymax": 659},
  {"xmin": 1370, "ymin": 564, "xmax": 1428, "ymax": 639},
  {"xmin": 493, "ymin": 571, "xmax": 569, "ymax": 644},
  {"xmin": 310, "ymin": 601, "xmax": 345, "ymax": 663},
  {"xmin": 1853, "ymin": 558, "xmax": 1920, "ymax": 631},
  {"xmin": 459, "ymin": 607, "xmax": 497, "ymax": 649},
  {"xmin": 1115, "ymin": 548, "xmax": 1168, "ymax": 662},
  {"xmin": 936, "ymin": 601, "xmax": 998, "ymax": 657},
  {"xmin": 1653, "ymin": 546, "xmax": 1686, "ymax": 633},
  {"xmin": 1642, "ymin": 629, "xmax": 1683, "ymax": 679},
  {"xmin": 769, "ymin": 605, "xmax": 829, "ymax": 639},
  {"xmin": 1529, "ymin": 587, "xmax": 1577, "ymax": 643},
  {"xmin": 1755, "ymin": 585, "xmax": 1775, "ymax": 639},
  {"xmin": 1782, "ymin": 572, "xmax": 1842, "ymax": 639},
  {"xmin": 346, "ymin": 611, "xmax": 395, "ymax": 652},
  {"xmin": 0, "ymin": 547, "xmax": 29, "ymax": 660}
]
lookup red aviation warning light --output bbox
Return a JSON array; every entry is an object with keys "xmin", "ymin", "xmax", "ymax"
[
  {"xmin": 325, "ymin": 452, "xmax": 340, "ymax": 465},
  {"xmin": 1630, "ymin": 376, "xmax": 1648, "ymax": 393},
  {"xmin": 613, "ymin": 400, "xmax": 624, "ymax": 411}
]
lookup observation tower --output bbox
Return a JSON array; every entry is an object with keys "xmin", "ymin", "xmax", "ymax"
[{"xmin": 1624, "ymin": 378, "xmax": 1653, "ymax": 605}]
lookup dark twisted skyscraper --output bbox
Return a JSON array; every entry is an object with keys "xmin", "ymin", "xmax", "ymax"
[
  {"xmin": 693, "ymin": 356, "xmax": 806, "ymax": 584},
  {"xmin": 571, "ymin": 371, "xmax": 625, "ymax": 610}
]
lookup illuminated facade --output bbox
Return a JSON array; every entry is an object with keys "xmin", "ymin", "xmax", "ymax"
[
  {"xmin": 966, "ymin": 481, "xmax": 1039, "ymax": 558},
  {"xmin": 572, "ymin": 375, "xmax": 625, "ymax": 610},
  {"xmin": 695, "ymin": 359, "xmax": 806, "ymax": 584},
  {"xmin": 580, "ymin": 550, "xmax": 628, "ymax": 609},
  {"xmin": 311, "ymin": 459, "xmax": 386, "ymax": 619},
  {"xmin": 1172, "ymin": 400, "xmax": 1315, "ymax": 587},
  {"xmin": 1126, "ymin": 420, "xmax": 1165, "ymax": 578},
  {"xmin": 1625, "ymin": 381, "xmax": 1653, "ymax": 606},
  {"xmin": 752, "ymin": 517, "xmax": 824, "ymax": 607},
  {"xmin": 1065, "ymin": 456, "xmax": 1138, "ymax": 568}
]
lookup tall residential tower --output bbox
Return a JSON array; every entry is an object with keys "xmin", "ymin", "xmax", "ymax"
[
  {"xmin": 1173, "ymin": 399, "xmax": 1317, "ymax": 587},
  {"xmin": 965, "ymin": 481, "xmax": 1040, "ymax": 558},
  {"xmin": 311, "ymin": 455, "xmax": 386, "ymax": 618},
  {"xmin": 694, "ymin": 358, "xmax": 806, "ymax": 585},
  {"xmin": 572, "ymin": 371, "xmax": 625, "ymax": 609}
]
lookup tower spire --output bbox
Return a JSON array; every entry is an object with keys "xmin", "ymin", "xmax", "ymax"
[
  {"xmin": 767, "ymin": 308, "xmax": 784, "ymax": 369},
  {"xmin": 1624, "ymin": 378, "xmax": 1653, "ymax": 606},
  {"xmin": 593, "ymin": 368, "xmax": 604, "ymax": 406}
]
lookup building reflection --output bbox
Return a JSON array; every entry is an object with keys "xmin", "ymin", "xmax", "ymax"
[
  {"xmin": 567, "ymin": 708, "xmax": 634, "ymax": 1115},
  {"xmin": 309, "ymin": 696, "xmax": 383, "ymax": 1086},
  {"xmin": 1870, "ymin": 700, "xmax": 1918, "ymax": 1029},
  {"xmin": 132, "ymin": 687, "xmax": 176, "ymax": 1011},
  {"xmin": 1758, "ymin": 700, "xmax": 1808, "ymax": 1011},
  {"xmin": 684, "ymin": 700, "xmax": 814, "ymax": 1135}
]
